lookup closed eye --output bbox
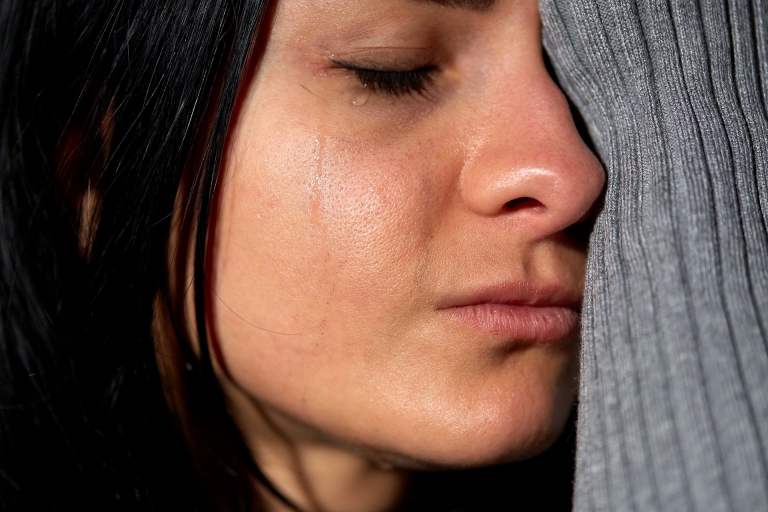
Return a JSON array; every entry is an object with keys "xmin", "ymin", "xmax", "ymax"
[{"xmin": 332, "ymin": 60, "xmax": 437, "ymax": 96}]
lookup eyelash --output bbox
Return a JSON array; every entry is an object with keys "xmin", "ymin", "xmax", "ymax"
[{"xmin": 333, "ymin": 61, "xmax": 437, "ymax": 96}]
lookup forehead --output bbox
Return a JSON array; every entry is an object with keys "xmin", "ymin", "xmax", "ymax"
[
  {"xmin": 269, "ymin": 0, "xmax": 509, "ymax": 44},
  {"xmin": 284, "ymin": 0, "xmax": 498, "ymax": 15},
  {"xmin": 418, "ymin": 0, "xmax": 496, "ymax": 10}
]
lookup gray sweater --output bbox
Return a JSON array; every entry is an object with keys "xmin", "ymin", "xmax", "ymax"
[{"xmin": 540, "ymin": 0, "xmax": 768, "ymax": 510}]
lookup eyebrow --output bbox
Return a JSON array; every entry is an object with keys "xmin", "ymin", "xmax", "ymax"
[{"xmin": 419, "ymin": 0, "xmax": 496, "ymax": 11}]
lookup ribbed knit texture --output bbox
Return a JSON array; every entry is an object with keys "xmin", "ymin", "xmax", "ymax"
[{"xmin": 540, "ymin": 0, "xmax": 768, "ymax": 510}]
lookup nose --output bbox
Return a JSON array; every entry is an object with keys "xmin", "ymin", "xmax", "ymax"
[{"xmin": 459, "ymin": 61, "xmax": 605, "ymax": 239}]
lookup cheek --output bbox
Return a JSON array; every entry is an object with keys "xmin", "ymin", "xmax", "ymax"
[
  {"xmin": 306, "ymin": 136, "xmax": 423, "ymax": 300},
  {"xmin": 208, "ymin": 95, "xmax": 448, "ymax": 406}
]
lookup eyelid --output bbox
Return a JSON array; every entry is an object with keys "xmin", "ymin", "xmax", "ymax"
[
  {"xmin": 330, "ymin": 46, "xmax": 432, "ymax": 67},
  {"xmin": 331, "ymin": 59, "xmax": 425, "ymax": 72},
  {"xmin": 331, "ymin": 59, "xmax": 438, "ymax": 96}
]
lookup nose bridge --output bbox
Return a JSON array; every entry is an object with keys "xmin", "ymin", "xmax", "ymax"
[{"xmin": 459, "ymin": 64, "xmax": 605, "ymax": 238}]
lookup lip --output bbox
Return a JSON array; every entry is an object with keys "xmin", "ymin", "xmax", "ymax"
[{"xmin": 438, "ymin": 281, "xmax": 582, "ymax": 342}]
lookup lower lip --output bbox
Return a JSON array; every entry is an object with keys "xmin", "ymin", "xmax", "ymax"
[{"xmin": 441, "ymin": 304, "xmax": 580, "ymax": 342}]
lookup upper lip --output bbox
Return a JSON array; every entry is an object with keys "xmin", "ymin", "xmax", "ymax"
[{"xmin": 437, "ymin": 280, "xmax": 583, "ymax": 310}]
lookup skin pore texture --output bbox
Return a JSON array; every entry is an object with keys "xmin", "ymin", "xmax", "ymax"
[{"xmin": 166, "ymin": 0, "xmax": 605, "ymax": 510}]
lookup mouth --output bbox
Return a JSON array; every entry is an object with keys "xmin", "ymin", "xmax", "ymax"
[{"xmin": 437, "ymin": 281, "xmax": 582, "ymax": 342}]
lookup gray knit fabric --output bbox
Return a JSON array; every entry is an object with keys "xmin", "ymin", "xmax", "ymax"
[{"xmin": 540, "ymin": 0, "xmax": 768, "ymax": 510}]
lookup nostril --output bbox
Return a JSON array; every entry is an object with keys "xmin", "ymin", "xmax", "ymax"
[{"xmin": 504, "ymin": 197, "xmax": 544, "ymax": 213}]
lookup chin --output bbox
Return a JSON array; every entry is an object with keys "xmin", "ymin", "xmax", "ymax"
[{"xmin": 360, "ymin": 376, "xmax": 578, "ymax": 471}]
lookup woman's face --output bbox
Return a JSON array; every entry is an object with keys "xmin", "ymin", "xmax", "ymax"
[{"xmin": 207, "ymin": 0, "xmax": 604, "ymax": 468}]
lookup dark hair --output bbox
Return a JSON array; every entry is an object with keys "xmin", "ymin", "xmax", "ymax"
[{"xmin": 0, "ymin": 1, "xmax": 284, "ymax": 509}]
